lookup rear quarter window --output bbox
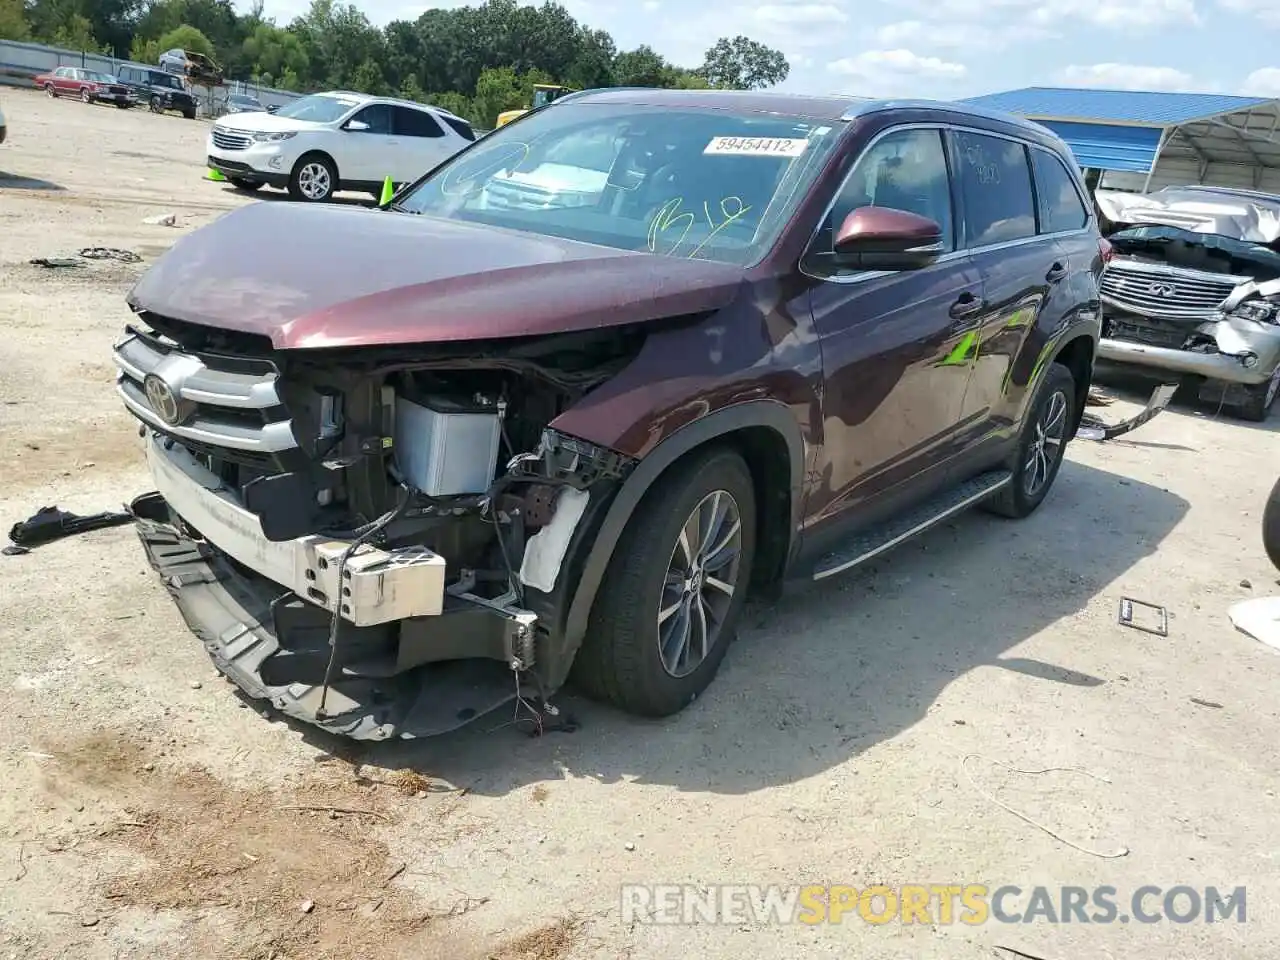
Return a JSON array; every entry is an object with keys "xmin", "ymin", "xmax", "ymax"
[
  {"xmin": 1031, "ymin": 148, "xmax": 1089, "ymax": 233},
  {"xmin": 440, "ymin": 114, "xmax": 476, "ymax": 141},
  {"xmin": 953, "ymin": 130, "xmax": 1037, "ymax": 247}
]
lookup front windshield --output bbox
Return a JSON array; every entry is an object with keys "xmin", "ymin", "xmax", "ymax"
[
  {"xmin": 396, "ymin": 102, "xmax": 843, "ymax": 266},
  {"xmin": 274, "ymin": 94, "xmax": 360, "ymax": 123}
]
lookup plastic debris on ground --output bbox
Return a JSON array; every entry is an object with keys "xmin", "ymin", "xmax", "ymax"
[
  {"xmin": 7, "ymin": 505, "xmax": 136, "ymax": 551},
  {"xmin": 1229, "ymin": 597, "xmax": 1280, "ymax": 652}
]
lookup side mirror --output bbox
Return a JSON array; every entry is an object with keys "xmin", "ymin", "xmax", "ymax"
[
  {"xmin": 833, "ymin": 206, "xmax": 944, "ymax": 271},
  {"xmin": 266, "ymin": 104, "xmax": 279, "ymax": 114},
  {"xmin": 346, "ymin": 119, "xmax": 369, "ymax": 132}
]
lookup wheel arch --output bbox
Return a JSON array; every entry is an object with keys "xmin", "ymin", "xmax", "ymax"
[
  {"xmin": 1051, "ymin": 332, "xmax": 1096, "ymax": 437},
  {"xmin": 551, "ymin": 400, "xmax": 805, "ymax": 688}
]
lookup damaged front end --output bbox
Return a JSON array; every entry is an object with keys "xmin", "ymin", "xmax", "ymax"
[
  {"xmin": 1095, "ymin": 189, "xmax": 1280, "ymax": 411},
  {"xmin": 115, "ymin": 314, "xmax": 643, "ymax": 739}
]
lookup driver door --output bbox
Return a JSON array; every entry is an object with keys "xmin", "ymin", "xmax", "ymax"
[
  {"xmin": 342, "ymin": 103, "xmax": 396, "ymax": 183},
  {"xmin": 804, "ymin": 125, "xmax": 985, "ymax": 533}
]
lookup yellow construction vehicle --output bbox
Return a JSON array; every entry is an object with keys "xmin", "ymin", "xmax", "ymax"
[{"xmin": 496, "ymin": 83, "xmax": 575, "ymax": 128}]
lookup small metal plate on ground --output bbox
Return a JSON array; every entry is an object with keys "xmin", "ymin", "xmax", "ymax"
[{"xmin": 1119, "ymin": 597, "xmax": 1169, "ymax": 637}]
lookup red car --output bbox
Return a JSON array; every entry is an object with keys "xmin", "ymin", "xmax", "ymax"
[{"xmin": 34, "ymin": 67, "xmax": 136, "ymax": 108}]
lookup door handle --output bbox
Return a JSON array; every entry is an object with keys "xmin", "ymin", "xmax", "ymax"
[
  {"xmin": 1046, "ymin": 261, "xmax": 1068, "ymax": 283},
  {"xmin": 949, "ymin": 292, "xmax": 985, "ymax": 321}
]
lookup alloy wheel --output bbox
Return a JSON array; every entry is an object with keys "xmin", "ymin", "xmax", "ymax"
[
  {"xmin": 297, "ymin": 162, "xmax": 332, "ymax": 200},
  {"xmin": 80, "ymin": 89, "xmax": 91, "ymax": 103},
  {"xmin": 1024, "ymin": 389, "xmax": 1068, "ymax": 497},
  {"xmin": 1265, "ymin": 366, "xmax": 1280, "ymax": 410},
  {"xmin": 657, "ymin": 490, "xmax": 743, "ymax": 678}
]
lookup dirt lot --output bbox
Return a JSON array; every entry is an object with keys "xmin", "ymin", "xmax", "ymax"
[{"xmin": 3, "ymin": 84, "xmax": 1280, "ymax": 959}]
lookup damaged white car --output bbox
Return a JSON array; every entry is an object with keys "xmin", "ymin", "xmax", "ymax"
[{"xmin": 1096, "ymin": 185, "xmax": 1280, "ymax": 420}]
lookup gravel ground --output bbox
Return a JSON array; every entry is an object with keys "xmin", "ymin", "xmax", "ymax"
[{"xmin": 3, "ymin": 84, "xmax": 1280, "ymax": 960}]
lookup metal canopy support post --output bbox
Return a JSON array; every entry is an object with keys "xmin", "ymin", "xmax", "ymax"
[{"xmin": 1143, "ymin": 125, "xmax": 1171, "ymax": 193}]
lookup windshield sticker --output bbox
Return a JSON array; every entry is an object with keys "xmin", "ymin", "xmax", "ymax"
[{"xmin": 704, "ymin": 136, "xmax": 809, "ymax": 158}]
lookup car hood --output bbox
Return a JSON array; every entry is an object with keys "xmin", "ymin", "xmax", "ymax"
[
  {"xmin": 1097, "ymin": 187, "xmax": 1280, "ymax": 245},
  {"xmin": 127, "ymin": 201, "xmax": 746, "ymax": 350},
  {"xmin": 214, "ymin": 111, "xmax": 326, "ymax": 133}
]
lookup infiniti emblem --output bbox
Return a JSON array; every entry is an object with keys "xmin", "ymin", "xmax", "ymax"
[
  {"xmin": 1148, "ymin": 282, "xmax": 1178, "ymax": 298},
  {"xmin": 143, "ymin": 373, "xmax": 183, "ymax": 425}
]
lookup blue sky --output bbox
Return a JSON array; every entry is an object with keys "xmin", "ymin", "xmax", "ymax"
[{"xmin": 244, "ymin": 0, "xmax": 1280, "ymax": 100}]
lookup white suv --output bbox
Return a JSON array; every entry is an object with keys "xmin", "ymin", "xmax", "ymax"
[{"xmin": 206, "ymin": 90, "xmax": 476, "ymax": 202}]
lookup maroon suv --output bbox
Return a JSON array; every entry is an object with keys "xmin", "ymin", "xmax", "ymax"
[{"xmin": 114, "ymin": 89, "xmax": 1103, "ymax": 740}]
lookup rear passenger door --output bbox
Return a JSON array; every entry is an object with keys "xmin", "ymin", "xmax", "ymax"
[
  {"xmin": 55, "ymin": 67, "xmax": 78, "ymax": 95},
  {"xmin": 390, "ymin": 106, "xmax": 453, "ymax": 181},
  {"xmin": 951, "ymin": 129, "xmax": 1064, "ymax": 437}
]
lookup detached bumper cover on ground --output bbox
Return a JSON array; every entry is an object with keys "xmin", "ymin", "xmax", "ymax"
[{"xmin": 133, "ymin": 494, "xmax": 518, "ymax": 741}]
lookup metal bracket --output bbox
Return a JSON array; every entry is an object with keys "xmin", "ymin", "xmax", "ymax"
[{"xmin": 1118, "ymin": 597, "xmax": 1169, "ymax": 637}]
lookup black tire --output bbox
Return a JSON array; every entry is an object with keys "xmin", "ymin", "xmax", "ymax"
[
  {"xmin": 1236, "ymin": 368, "xmax": 1280, "ymax": 422},
  {"xmin": 45, "ymin": 83, "xmax": 56, "ymax": 98},
  {"xmin": 149, "ymin": 96, "xmax": 164, "ymax": 114},
  {"xmin": 288, "ymin": 153, "xmax": 337, "ymax": 202},
  {"xmin": 183, "ymin": 109, "xmax": 197, "ymax": 120},
  {"xmin": 1263, "ymin": 475, "xmax": 1280, "ymax": 572},
  {"xmin": 80, "ymin": 88, "xmax": 92, "ymax": 104},
  {"xmin": 228, "ymin": 177, "xmax": 264, "ymax": 192},
  {"xmin": 571, "ymin": 446, "xmax": 757, "ymax": 717},
  {"xmin": 984, "ymin": 362, "xmax": 1076, "ymax": 519}
]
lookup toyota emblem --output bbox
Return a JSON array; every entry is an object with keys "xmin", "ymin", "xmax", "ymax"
[
  {"xmin": 1148, "ymin": 282, "xmax": 1178, "ymax": 298},
  {"xmin": 143, "ymin": 374, "xmax": 183, "ymax": 425}
]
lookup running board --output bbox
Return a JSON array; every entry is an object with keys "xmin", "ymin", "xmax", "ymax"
[{"xmin": 812, "ymin": 470, "xmax": 1012, "ymax": 581}]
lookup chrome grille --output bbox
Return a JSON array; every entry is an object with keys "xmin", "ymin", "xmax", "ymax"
[
  {"xmin": 211, "ymin": 127, "xmax": 252, "ymax": 151},
  {"xmin": 1100, "ymin": 258, "xmax": 1246, "ymax": 322},
  {"xmin": 112, "ymin": 328, "xmax": 297, "ymax": 454}
]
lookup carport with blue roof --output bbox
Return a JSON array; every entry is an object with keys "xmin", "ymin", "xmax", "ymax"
[{"xmin": 962, "ymin": 87, "xmax": 1280, "ymax": 193}]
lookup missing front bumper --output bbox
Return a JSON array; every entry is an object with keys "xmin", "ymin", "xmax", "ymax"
[{"xmin": 132, "ymin": 493, "xmax": 524, "ymax": 740}]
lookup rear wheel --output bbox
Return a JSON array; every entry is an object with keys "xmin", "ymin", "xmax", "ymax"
[
  {"xmin": 115, "ymin": 101, "xmax": 131, "ymax": 109},
  {"xmin": 572, "ymin": 447, "xmax": 757, "ymax": 717},
  {"xmin": 149, "ymin": 96, "xmax": 164, "ymax": 114},
  {"xmin": 984, "ymin": 362, "xmax": 1076, "ymax": 519}
]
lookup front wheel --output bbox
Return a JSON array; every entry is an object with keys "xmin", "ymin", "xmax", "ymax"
[
  {"xmin": 984, "ymin": 362, "xmax": 1076, "ymax": 519},
  {"xmin": 288, "ymin": 154, "xmax": 337, "ymax": 202},
  {"xmin": 1263, "ymin": 475, "xmax": 1280, "ymax": 572},
  {"xmin": 572, "ymin": 447, "xmax": 757, "ymax": 717},
  {"xmin": 1237, "ymin": 366, "xmax": 1280, "ymax": 422},
  {"xmin": 45, "ymin": 83, "xmax": 57, "ymax": 98},
  {"xmin": 183, "ymin": 108, "xmax": 196, "ymax": 120},
  {"xmin": 80, "ymin": 88, "xmax": 92, "ymax": 104}
]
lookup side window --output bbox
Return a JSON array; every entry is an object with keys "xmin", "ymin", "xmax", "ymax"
[
  {"xmin": 1031, "ymin": 148, "xmax": 1089, "ymax": 233},
  {"xmin": 953, "ymin": 131, "xmax": 1036, "ymax": 247},
  {"xmin": 349, "ymin": 104, "xmax": 392, "ymax": 135},
  {"xmin": 439, "ymin": 114, "xmax": 476, "ymax": 141},
  {"xmin": 394, "ymin": 106, "xmax": 444, "ymax": 138},
  {"xmin": 804, "ymin": 127, "xmax": 954, "ymax": 279}
]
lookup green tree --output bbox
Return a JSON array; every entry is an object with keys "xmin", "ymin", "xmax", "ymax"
[
  {"xmin": 242, "ymin": 22, "xmax": 309, "ymax": 88},
  {"xmin": 614, "ymin": 45, "xmax": 667, "ymax": 87},
  {"xmin": 472, "ymin": 65, "xmax": 526, "ymax": 127},
  {"xmin": 350, "ymin": 58, "xmax": 389, "ymax": 96},
  {"xmin": 50, "ymin": 13, "xmax": 109, "ymax": 52},
  {"xmin": 700, "ymin": 35, "xmax": 789, "ymax": 90},
  {"xmin": 427, "ymin": 91, "xmax": 474, "ymax": 121},
  {"xmin": 156, "ymin": 23, "xmax": 215, "ymax": 57},
  {"xmin": 0, "ymin": 0, "xmax": 31, "ymax": 40}
]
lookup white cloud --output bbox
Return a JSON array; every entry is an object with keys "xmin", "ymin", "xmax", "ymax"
[
  {"xmin": 641, "ymin": 0, "xmax": 660, "ymax": 8},
  {"xmin": 1055, "ymin": 63, "xmax": 1197, "ymax": 92},
  {"xmin": 1218, "ymin": 0, "xmax": 1280, "ymax": 24},
  {"xmin": 883, "ymin": 0, "xmax": 1196, "ymax": 32},
  {"xmin": 756, "ymin": 3, "xmax": 848, "ymax": 25},
  {"xmin": 873, "ymin": 17, "xmax": 1049, "ymax": 50},
  {"xmin": 1243, "ymin": 68, "xmax": 1280, "ymax": 97},
  {"xmin": 828, "ymin": 48, "xmax": 966, "ymax": 97}
]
